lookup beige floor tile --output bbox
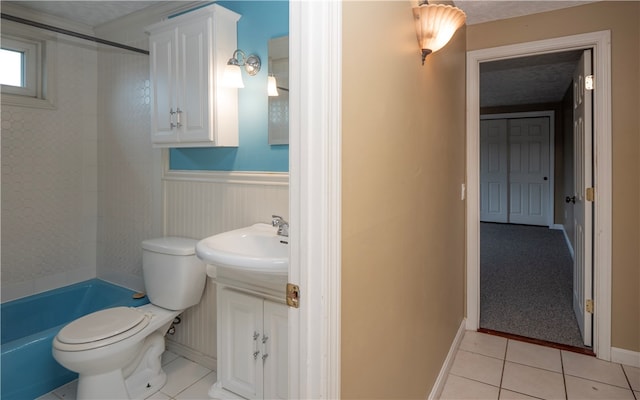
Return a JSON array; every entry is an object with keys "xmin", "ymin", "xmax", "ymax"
[
  {"xmin": 161, "ymin": 350, "xmax": 180, "ymax": 366},
  {"xmin": 506, "ymin": 340, "xmax": 562, "ymax": 373},
  {"xmin": 565, "ymin": 375, "xmax": 635, "ymax": 399},
  {"xmin": 440, "ymin": 374, "xmax": 500, "ymax": 400},
  {"xmin": 622, "ymin": 364, "xmax": 640, "ymax": 391},
  {"xmin": 562, "ymin": 351, "xmax": 629, "ymax": 388},
  {"xmin": 460, "ymin": 331, "xmax": 507, "ymax": 360},
  {"xmin": 175, "ymin": 371, "xmax": 217, "ymax": 399},
  {"xmin": 502, "ymin": 361, "xmax": 565, "ymax": 399},
  {"xmin": 145, "ymin": 390, "xmax": 172, "ymax": 400},
  {"xmin": 52, "ymin": 380, "xmax": 77, "ymax": 399},
  {"xmin": 160, "ymin": 357, "xmax": 212, "ymax": 397},
  {"xmin": 499, "ymin": 389, "xmax": 540, "ymax": 399},
  {"xmin": 450, "ymin": 349, "xmax": 505, "ymax": 387},
  {"xmin": 461, "ymin": 331, "xmax": 508, "ymax": 360}
]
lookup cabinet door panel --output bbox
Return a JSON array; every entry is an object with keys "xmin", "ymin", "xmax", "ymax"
[
  {"xmin": 177, "ymin": 18, "xmax": 211, "ymax": 142},
  {"xmin": 219, "ymin": 289, "xmax": 263, "ymax": 399},
  {"xmin": 263, "ymin": 301, "xmax": 288, "ymax": 400},
  {"xmin": 149, "ymin": 29, "xmax": 178, "ymax": 143}
]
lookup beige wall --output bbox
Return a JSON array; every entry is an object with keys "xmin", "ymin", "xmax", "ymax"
[
  {"xmin": 341, "ymin": 2, "xmax": 467, "ymax": 398},
  {"xmin": 468, "ymin": 1, "xmax": 640, "ymax": 352}
]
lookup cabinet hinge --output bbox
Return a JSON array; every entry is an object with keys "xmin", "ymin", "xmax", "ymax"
[
  {"xmin": 585, "ymin": 75, "xmax": 594, "ymax": 91},
  {"xmin": 586, "ymin": 187, "xmax": 595, "ymax": 202},
  {"xmin": 586, "ymin": 299, "xmax": 594, "ymax": 314},
  {"xmin": 286, "ymin": 283, "xmax": 300, "ymax": 308}
]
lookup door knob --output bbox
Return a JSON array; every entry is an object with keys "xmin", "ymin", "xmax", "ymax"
[{"xmin": 565, "ymin": 196, "xmax": 576, "ymax": 204}]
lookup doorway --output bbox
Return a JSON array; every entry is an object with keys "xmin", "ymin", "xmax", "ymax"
[
  {"xmin": 465, "ymin": 31, "xmax": 613, "ymax": 361},
  {"xmin": 477, "ymin": 107, "xmax": 589, "ymax": 348}
]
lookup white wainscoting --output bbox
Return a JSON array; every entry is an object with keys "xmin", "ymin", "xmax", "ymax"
[{"xmin": 162, "ymin": 168, "xmax": 289, "ymax": 370}]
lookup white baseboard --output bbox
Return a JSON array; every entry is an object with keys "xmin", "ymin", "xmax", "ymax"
[
  {"xmin": 166, "ymin": 339, "xmax": 217, "ymax": 371},
  {"xmin": 611, "ymin": 347, "xmax": 640, "ymax": 368},
  {"xmin": 428, "ymin": 319, "xmax": 467, "ymax": 400},
  {"xmin": 553, "ymin": 224, "xmax": 575, "ymax": 260}
]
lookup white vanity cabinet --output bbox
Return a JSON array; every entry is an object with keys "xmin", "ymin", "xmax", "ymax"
[
  {"xmin": 147, "ymin": 5, "xmax": 240, "ymax": 147},
  {"xmin": 217, "ymin": 287, "xmax": 288, "ymax": 400}
]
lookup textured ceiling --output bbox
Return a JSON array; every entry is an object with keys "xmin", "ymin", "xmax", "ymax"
[
  {"xmin": 4, "ymin": 1, "xmax": 167, "ymax": 27},
  {"xmin": 453, "ymin": 0, "xmax": 596, "ymax": 25},
  {"xmin": 480, "ymin": 51, "xmax": 583, "ymax": 108}
]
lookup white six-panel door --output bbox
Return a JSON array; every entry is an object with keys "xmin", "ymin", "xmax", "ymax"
[
  {"xmin": 573, "ymin": 49, "xmax": 594, "ymax": 347},
  {"xmin": 508, "ymin": 118, "xmax": 550, "ymax": 225},
  {"xmin": 480, "ymin": 119, "xmax": 509, "ymax": 223}
]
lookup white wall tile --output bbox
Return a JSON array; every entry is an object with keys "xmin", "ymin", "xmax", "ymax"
[{"xmin": 1, "ymin": 37, "xmax": 98, "ymax": 299}]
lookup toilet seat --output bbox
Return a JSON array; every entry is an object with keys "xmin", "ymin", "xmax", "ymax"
[{"xmin": 55, "ymin": 307, "xmax": 150, "ymax": 352}]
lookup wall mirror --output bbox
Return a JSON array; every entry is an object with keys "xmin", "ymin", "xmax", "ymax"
[{"xmin": 268, "ymin": 35, "xmax": 289, "ymax": 145}]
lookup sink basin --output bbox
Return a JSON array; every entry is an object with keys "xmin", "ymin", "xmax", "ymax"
[{"xmin": 195, "ymin": 223, "xmax": 288, "ymax": 275}]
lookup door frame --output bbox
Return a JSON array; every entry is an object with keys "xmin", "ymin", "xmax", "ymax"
[
  {"xmin": 466, "ymin": 31, "xmax": 612, "ymax": 360},
  {"xmin": 288, "ymin": 1, "xmax": 342, "ymax": 399},
  {"xmin": 481, "ymin": 111, "xmax": 556, "ymax": 228}
]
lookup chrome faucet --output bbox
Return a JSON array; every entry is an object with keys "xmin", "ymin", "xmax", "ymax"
[{"xmin": 271, "ymin": 215, "xmax": 289, "ymax": 237}]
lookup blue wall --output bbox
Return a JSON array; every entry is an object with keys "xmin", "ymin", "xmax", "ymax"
[{"xmin": 170, "ymin": 1, "xmax": 289, "ymax": 172}]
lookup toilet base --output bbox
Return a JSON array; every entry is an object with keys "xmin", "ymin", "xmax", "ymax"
[
  {"xmin": 125, "ymin": 331, "xmax": 168, "ymax": 399},
  {"xmin": 72, "ymin": 331, "xmax": 169, "ymax": 399},
  {"xmin": 77, "ymin": 369, "xmax": 129, "ymax": 399}
]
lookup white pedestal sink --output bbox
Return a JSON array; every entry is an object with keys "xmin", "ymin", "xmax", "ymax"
[
  {"xmin": 195, "ymin": 223, "xmax": 288, "ymax": 299},
  {"xmin": 196, "ymin": 223, "xmax": 290, "ymax": 400}
]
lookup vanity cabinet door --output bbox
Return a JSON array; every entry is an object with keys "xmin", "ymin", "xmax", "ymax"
[
  {"xmin": 219, "ymin": 288, "xmax": 264, "ymax": 399},
  {"xmin": 262, "ymin": 301, "xmax": 288, "ymax": 400}
]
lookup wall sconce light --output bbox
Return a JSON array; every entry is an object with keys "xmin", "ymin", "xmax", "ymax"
[
  {"xmin": 267, "ymin": 75, "xmax": 279, "ymax": 96},
  {"xmin": 223, "ymin": 49, "xmax": 262, "ymax": 88},
  {"xmin": 413, "ymin": 1, "xmax": 466, "ymax": 65}
]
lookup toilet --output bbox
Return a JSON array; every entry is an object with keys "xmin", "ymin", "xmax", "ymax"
[{"xmin": 52, "ymin": 237, "xmax": 206, "ymax": 400}]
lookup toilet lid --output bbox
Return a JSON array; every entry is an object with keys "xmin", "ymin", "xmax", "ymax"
[{"xmin": 57, "ymin": 307, "xmax": 149, "ymax": 345}]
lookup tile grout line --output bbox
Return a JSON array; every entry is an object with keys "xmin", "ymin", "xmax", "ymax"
[
  {"xmin": 560, "ymin": 350, "xmax": 568, "ymax": 400},
  {"xmin": 497, "ymin": 339, "xmax": 509, "ymax": 399},
  {"xmin": 621, "ymin": 365, "xmax": 639, "ymax": 400}
]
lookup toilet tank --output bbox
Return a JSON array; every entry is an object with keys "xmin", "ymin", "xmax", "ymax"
[{"xmin": 142, "ymin": 237, "xmax": 206, "ymax": 311}]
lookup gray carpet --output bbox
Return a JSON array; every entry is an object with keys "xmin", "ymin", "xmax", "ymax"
[{"xmin": 480, "ymin": 222, "xmax": 588, "ymax": 348}]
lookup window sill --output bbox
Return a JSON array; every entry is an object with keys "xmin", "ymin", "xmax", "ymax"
[{"xmin": 1, "ymin": 93, "xmax": 56, "ymax": 110}]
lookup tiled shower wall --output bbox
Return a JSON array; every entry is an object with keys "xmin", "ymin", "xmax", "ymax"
[
  {"xmin": 96, "ymin": 40, "xmax": 162, "ymax": 292},
  {"xmin": 1, "ymin": 32, "xmax": 99, "ymax": 302}
]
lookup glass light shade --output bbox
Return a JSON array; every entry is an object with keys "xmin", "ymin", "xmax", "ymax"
[
  {"xmin": 267, "ymin": 75, "xmax": 279, "ymax": 96},
  {"xmin": 223, "ymin": 64, "xmax": 244, "ymax": 88},
  {"xmin": 413, "ymin": 4, "xmax": 466, "ymax": 58}
]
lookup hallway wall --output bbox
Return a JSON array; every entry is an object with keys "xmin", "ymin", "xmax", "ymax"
[{"xmin": 341, "ymin": 1, "xmax": 467, "ymax": 397}]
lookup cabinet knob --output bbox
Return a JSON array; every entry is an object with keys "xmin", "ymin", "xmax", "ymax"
[
  {"xmin": 253, "ymin": 332, "xmax": 260, "ymax": 341},
  {"xmin": 262, "ymin": 353, "xmax": 269, "ymax": 361},
  {"xmin": 262, "ymin": 335, "xmax": 269, "ymax": 344},
  {"xmin": 253, "ymin": 350, "xmax": 260, "ymax": 359}
]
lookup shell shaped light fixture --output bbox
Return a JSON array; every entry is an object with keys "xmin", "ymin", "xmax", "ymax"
[{"xmin": 413, "ymin": 2, "xmax": 466, "ymax": 65}]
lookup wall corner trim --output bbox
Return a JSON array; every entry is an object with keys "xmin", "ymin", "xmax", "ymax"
[{"xmin": 428, "ymin": 319, "xmax": 467, "ymax": 400}]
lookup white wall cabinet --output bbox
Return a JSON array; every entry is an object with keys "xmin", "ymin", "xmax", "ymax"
[
  {"xmin": 147, "ymin": 5, "xmax": 240, "ymax": 147},
  {"xmin": 214, "ymin": 287, "xmax": 288, "ymax": 400}
]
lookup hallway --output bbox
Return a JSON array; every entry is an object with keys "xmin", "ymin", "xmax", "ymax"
[{"xmin": 441, "ymin": 331, "xmax": 640, "ymax": 399}]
